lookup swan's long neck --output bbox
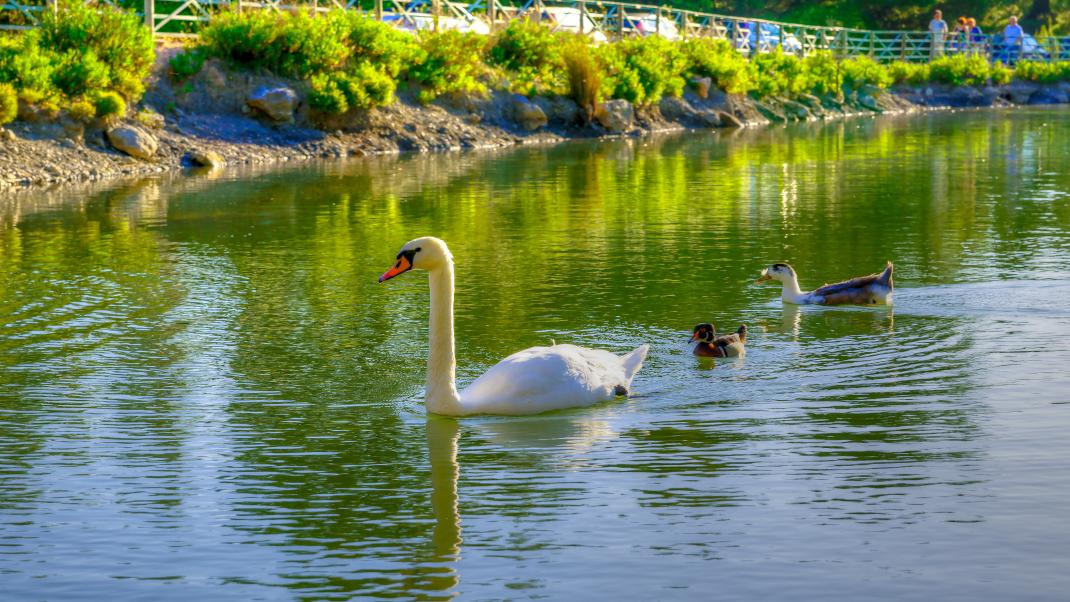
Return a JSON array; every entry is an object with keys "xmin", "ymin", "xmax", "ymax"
[
  {"xmin": 426, "ymin": 260, "xmax": 463, "ymax": 415},
  {"xmin": 780, "ymin": 274, "xmax": 808, "ymax": 304}
]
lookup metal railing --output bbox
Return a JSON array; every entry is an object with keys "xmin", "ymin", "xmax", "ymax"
[{"xmin": 3, "ymin": 0, "xmax": 1068, "ymax": 64}]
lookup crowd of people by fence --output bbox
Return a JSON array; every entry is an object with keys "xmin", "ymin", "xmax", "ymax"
[{"xmin": 929, "ymin": 9, "xmax": 1035, "ymax": 62}]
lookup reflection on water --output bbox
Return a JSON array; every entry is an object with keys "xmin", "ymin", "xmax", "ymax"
[{"xmin": 2, "ymin": 108, "xmax": 1070, "ymax": 600}]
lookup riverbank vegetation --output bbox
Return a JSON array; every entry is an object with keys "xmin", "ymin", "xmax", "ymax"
[
  {"xmin": 172, "ymin": 10, "xmax": 1068, "ymax": 117},
  {"xmin": 4, "ymin": 5, "xmax": 1070, "ymax": 129},
  {"xmin": 0, "ymin": 1, "xmax": 152, "ymax": 122}
]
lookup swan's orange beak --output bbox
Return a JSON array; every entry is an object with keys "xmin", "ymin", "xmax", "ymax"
[{"xmin": 379, "ymin": 255, "xmax": 412, "ymax": 283}]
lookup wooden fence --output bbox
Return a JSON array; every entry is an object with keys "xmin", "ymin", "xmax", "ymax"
[{"xmin": 3, "ymin": 0, "xmax": 1069, "ymax": 63}]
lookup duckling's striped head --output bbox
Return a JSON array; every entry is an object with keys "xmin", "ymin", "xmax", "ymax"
[{"xmin": 690, "ymin": 323, "xmax": 715, "ymax": 343}]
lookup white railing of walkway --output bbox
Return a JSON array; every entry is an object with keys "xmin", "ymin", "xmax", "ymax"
[{"xmin": 3, "ymin": 0, "xmax": 1069, "ymax": 63}]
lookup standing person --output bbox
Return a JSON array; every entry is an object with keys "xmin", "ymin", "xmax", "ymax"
[
  {"xmin": 930, "ymin": 10, "xmax": 949, "ymax": 57},
  {"xmin": 1004, "ymin": 16, "xmax": 1025, "ymax": 62},
  {"xmin": 968, "ymin": 18, "xmax": 984, "ymax": 53}
]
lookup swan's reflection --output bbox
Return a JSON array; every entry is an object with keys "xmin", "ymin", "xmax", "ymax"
[{"xmin": 427, "ymin": 417, "xmax": 462, "ymax": 559}]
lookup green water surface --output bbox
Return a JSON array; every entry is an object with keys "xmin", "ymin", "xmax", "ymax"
[{"xmin": 2, "ymin": 108, "xmax": 1070, "ymax": 600}]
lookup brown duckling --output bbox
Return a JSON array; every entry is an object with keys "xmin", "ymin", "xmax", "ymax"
[{"xmin": 690, "ymin": 323, "xmax": 747, "ymax": 358}]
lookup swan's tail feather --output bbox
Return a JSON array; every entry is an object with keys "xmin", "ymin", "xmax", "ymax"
[
  {"xmin": 620, "ymin": 344, "xmax": 649, "ymax": 384},
  {"xmin": 879, "ymin": 261, "xmax": 894, "ymax": 286}
]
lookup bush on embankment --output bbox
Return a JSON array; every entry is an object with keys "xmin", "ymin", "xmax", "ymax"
[{"xmin": 0, "ymin": 0, "xmax": 152, "ymax": 120}]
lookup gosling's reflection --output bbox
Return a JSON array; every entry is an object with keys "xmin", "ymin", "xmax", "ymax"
[
  {"xmin": 768, "ymin": 304, "xmax": 895, "ymax": 341},
  {"xmin": 427, "ymin": 417, "xmax": 461, "ymax": 559}
]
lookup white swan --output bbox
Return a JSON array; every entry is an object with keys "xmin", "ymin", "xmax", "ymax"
[{"xmin": 379, "ymin": 237, "xmax": 649, "ymax": 416}]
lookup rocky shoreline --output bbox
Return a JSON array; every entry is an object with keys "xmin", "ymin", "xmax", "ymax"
[{"xmin": 2, "ymin": 52, "xmax": 1067, "ymax": 190}]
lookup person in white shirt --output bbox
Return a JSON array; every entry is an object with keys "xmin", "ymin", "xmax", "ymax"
[
  {"xmin": 929, "ymin": 10, "xmax": 949, "ymax": 57},
  {"xmin": 1004, "ymin": 16, "xmax": 1025, "ymax": 59}
]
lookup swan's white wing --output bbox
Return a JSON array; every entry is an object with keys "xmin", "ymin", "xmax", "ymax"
[{"xmin": 459, "ymin": 344, "xmax": 629, "ymax": 415}]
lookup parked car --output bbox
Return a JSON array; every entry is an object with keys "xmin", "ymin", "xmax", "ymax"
[
  {"xmin": 624, "ymin": 12, "xmax": 681, "ymax": 40},
  {"xmin": 733, "ymin": 21, "xmax": 803, "ymax": 54},
  {"xmin": 384, "ymin": 12, "xmax": 491, "ymax": 35},
  {"xmin": 536, "ymin": 7, "xmax": 609, "ymax": 43},
  {"xmin": 992, "ymin": 33, "xmax": 1051, "ymax": 63},
  {"xmin": 383, "ymin": 0, "xmax": 491, "ymax": 35}
]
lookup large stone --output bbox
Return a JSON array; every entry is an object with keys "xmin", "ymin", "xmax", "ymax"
[
  {"xmin": 187, "ymin": 149, "xmax": 225, "ymax": 168},
  {"xmin": 247, "ymin": 86, "xmax": 298, "ymax": 122},
  {"xmin": 717, "ymin": 110, "xmax": 744, "ymax": 128},
  {"xmin": 1006, "ymin": 81, "xmax": 1038, "ymax": 104},
  {"xmin": 595, "ymin": 99, "xmax": 633, "ymax": 133},
  {"xmin": 658, "ymin": 96, "xmax": 692, "ymax": 121},
  {"xmin": 511, "ymin": 94, "xmax": 548, "ymax": 131},
  {"xmin": 781, "ymin": 98, "xmax": 812, "ymax": 119},
  {"xmin": 540, "ymin": 96, "xmax": 580, "ymax": 125},
  {"xmin": 107, "ymin": 125, "xmax": 158, "ymax": 160},
  {"xmin": 857, "ymin": 93, "xmax": 880, "ymax": 111},
  {"xmin": 690, "ymin": 76, "xmax": 712, "ymax": 99},
  {"xmin": 1030, "ymin": 87, "xmax": 1069, "ymax": 105}
]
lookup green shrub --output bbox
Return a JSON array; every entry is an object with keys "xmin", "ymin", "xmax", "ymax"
[
  {"xmin": 93, "ymin": 90, "xmax": 126, "ymax": 119},
  {"xmin": 990, "ymin": 61, "xmax": 1013, "ymax": 85},
  {"xmin": 66, "ymin": 96, "xmax": 96, "ymax": 121},
  {"xmin": 39, "ymin": 0, "xmax": 154, "ymax": 100},
  {"xmin": 0, "ymin": 82, "xmax": 16, "ymax": 125},
  {"xmin": 170, "ymin": 47, "xmax": 207, "ymax": 80},
  {"xmin": 682, "ymin": 38, "xmax": 754, "ymax": 95},
  {"xmin": 201, "ymin": 10, "xmax": 283, "ymax": 72},
  {"xmin": 275, "ymin": 12, "xmax": 349, "ymax": 78},
  {"xmin": 489, "ymin": 19, "xmax": 564, "ymax": 94},
  {"xmin": 308, "ymin": 72, "xmax": 349, "ymax": 114},
  {"xmin": 752, "ymin": 50, "xmax": 808, "ymax": 98},
  {"xmin": 52, "ymin": 49, "xmax": 111, "ymax": 97},
  {"xmin": 840, "ymin": 55, "xmax": 892, "ymax": 90},
  {"xmin": 599, "ymin": 35, "xmax": 687, "ymax": 105},
  {"xmin": 409, "ymin": 30, "xmax": 487, "ymax": 104},
  {"xmin": 341, "ymin": 13, "xmax": 422, "ymax": 79},
  {"xmin": 1013, "ymin": 61, "xmax": 1070, "ymax": 83},
  {"xmin": 888, "ymin": 61, "xmax": 930, "ymax": 85},
  {"xmin": 0, "ymin": 32, "xmax": 58, "ymax": 104},
  {"xmin": 929, "ymin": 54, "xmax": 991, "ymax": 87},
  {"xmin": 802, "ymin": 51, "xmax": 841, "ymax": 96},
  {"xmin": 563, "ymin": 41, "xmax": 601, "ymax": 121}
]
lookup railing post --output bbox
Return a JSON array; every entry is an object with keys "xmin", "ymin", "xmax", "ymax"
[
  {"xmin": 579, "ymin": 1, "xmax": 586, "ymax": 35},
  {"xmin": 656, "ymin": 6, "xmax": 661, "ymax": 38},
  {"xmin": 617, "ymin": 5, "xmax": 624, "ymax": 39},
  {"xmin": 869, "ymin": 30, "xmax": 875, "ymax": 57},
  {"xmin": 488, "ymin": 0, "xmax": 495, "ymax": 31},
  {"xmin": 236, "ymin": 0, "xmax": 242, "ymax": 15},
  {"xmin": 432, "ymin": 0, "xmax": 440, "ymax": 31},
  {"xmin": 375, "ymin": 0, "xmax": 382, "ymax": 21},
  {"xmin": 144, "ymin": 0, "xmax": 153, "ymax": 30}
]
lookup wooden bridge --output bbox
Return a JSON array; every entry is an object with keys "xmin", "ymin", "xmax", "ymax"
[{"xmin": 3, "ymin": 0, "xmax": 1068, "ymax": 64}]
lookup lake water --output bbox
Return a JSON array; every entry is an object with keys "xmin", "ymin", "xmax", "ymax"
[{"xmin": 2, "ymin": 108, "xmax": 1070, "ymax": 600}]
